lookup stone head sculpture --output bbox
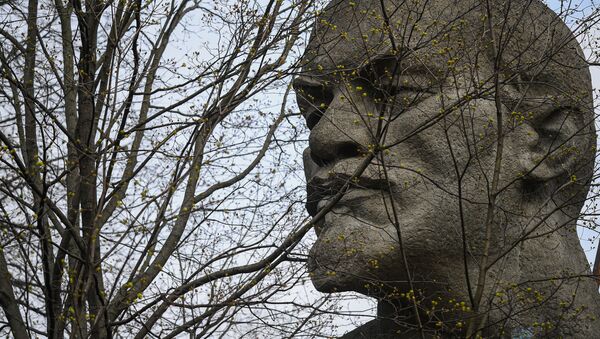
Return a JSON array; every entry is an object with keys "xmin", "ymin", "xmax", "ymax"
[{"xmin": 294, "ymin": 0, "xmax": 599, "ymax": 337}]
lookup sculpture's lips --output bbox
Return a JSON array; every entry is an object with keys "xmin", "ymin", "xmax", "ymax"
[
  {"xmin": 306, "ymin": 174, "xmax": 390, "ymax": 217},
  {"xmin": 316, "ymin": 188, "xmax": 381, "ymax": 212}
]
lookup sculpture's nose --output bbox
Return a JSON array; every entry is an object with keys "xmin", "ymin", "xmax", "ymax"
[{"xmin": 308, "ymin": 91, "xmax": 375, "ymax": 167}]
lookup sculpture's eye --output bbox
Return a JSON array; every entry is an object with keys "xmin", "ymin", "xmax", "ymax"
[
  {"xmin": 390, "ymin": 88, "xmax": 430, "ymax": 107},
  {"xmin": 367, "ymin": 60, "xmax": 436, "ymax": 103},
  {"xmin": 373, "ymin": 76, "xmax": 435, "ymax": 113},
  {"xmin": 293, "ymin": 77, "xmax": 334, "ymax": 129}
]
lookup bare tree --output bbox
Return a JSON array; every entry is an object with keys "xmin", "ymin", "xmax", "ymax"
[{"xmin": 0, "ymin": 0, "xmax": 337, "ymax": 337}]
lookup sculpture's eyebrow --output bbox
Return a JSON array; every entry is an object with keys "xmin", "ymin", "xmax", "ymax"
[
  {"xmin": 292, "ymin": 76, "xmax": 325, "ymax": 89},
  {"xmin": 360, "ymin": 53, "xmax": 442, "ymax": 81},
  {"xmin": 293, "ymin": 50, "xmax": 442, "ymax": 90}
]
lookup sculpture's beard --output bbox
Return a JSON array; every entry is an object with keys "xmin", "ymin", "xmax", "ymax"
[
  {"xmin": 308, "ymin": 190, "xmax": 410, "ymax": 294},
  {"xmin": 308, "ymin": 209, "xmax": 402, "ymax": 293}
]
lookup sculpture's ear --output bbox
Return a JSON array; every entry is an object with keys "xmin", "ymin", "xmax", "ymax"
[{"xmin": 521, "ymin": 105, "xmax": 590, "ymax": 182}]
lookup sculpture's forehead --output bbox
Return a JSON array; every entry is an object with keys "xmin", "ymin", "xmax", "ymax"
[
  {"xmin": 300, "ymin": 0, "xmax": 592, "ymax": 105},
  {"xmin": 301, "ymin": 0, "xmax": 471, "ymax": 72}
]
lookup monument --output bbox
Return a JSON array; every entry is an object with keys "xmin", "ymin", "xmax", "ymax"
[{"xmin": 294, "ymin": 0, "xmax": 600, "ymax": 337}]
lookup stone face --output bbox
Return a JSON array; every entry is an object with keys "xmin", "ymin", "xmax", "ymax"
[{"xmin": 295, "ymin": 0, "xmax": 600, "ymax": 337}]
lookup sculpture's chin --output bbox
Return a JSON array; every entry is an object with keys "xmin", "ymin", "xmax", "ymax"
[
  {"xmin": 309, "ymin": 267, "xmax": 361, "ymax": 293},
  {"xmin": 307, "ymin": 210, "xmax": 404, "ymax": 295},
  {"xmin": 308, "ymin": 249, "xmax": 377, "ymax": 294}
]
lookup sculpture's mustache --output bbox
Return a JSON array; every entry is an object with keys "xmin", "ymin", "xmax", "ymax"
[{"xmin": 306, "ymin": 173, "xmax": 391, "ymax": 216}]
